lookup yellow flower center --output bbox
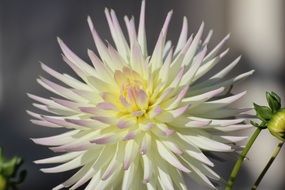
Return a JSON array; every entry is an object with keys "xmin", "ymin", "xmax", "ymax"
[{"xmin": 114, "ymin": 67, "xmax": 150, "ymax": 118}]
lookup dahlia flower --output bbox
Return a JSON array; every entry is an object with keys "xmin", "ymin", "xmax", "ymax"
[{"xmin": 28, "ymin": 1, "xmax": 253, "ymax": 189}]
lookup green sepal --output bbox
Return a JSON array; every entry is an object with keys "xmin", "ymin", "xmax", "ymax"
[
  {"xmin": 266, "ymin": 91, "xmax": 281, "ymax": 113},
  {"xmin": 250, "ymin": 120, "xmax": 267, "ymax": 129},
  {"xmin": 270, "ymin": 91, "xmax": 281, "ymax": 104},
  {"xmin": 253, "ymin": 103, "xmax": 273, "ymax": 121},
  {"xmin": 250, "ymin": 120, "xmax": 260, "ymax": 128},
  {"xmin": 259, "ymin": 121, "xmax": 268, "ymax": 129}
]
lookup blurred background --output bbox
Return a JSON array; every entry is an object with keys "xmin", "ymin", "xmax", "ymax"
[{"xmin": 0, "ymin": 0, "xmax": 284, "ymax": 189}]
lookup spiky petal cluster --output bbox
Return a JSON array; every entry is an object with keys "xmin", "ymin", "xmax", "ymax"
[{"xmin": 28, "ymin": 1, "xmax": 253, "ymax": 189}]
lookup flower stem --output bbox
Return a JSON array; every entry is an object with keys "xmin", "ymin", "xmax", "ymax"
[
  {"xmin": 225, "ymin": 128, "xmax": 262, "ymax": 190},
  {"xmin": 251, "ymin": 141, "xmax": 284, "ymax": 190}
]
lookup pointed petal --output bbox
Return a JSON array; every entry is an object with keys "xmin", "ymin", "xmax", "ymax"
[
  {"xmin": 174, "ymin": 17, "xmax": 188, "ymax": 55},
  {"xmin": 123, "ymin": 140, "xmax": 139, "ymax": 170},
  {"xmin": 156, "ymin": 140, "xmax": 190, "ymax": 173},
  {"xmin": 138, "ymin": 0, "xmax": 147, "ymax": 56}
]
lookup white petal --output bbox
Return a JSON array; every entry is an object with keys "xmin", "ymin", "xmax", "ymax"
[
  {"xmin": 210, "ymin": 56, "xmax": 241, "ymax": 79},
  {"xmin": 193, "ymin": 48, "xmax": 229, "ymax": 82},
  {"xmin": 202, "ymin": 29, "xmax": 213, "ymax": 46},
  {"xmin": 140, "ymin": 133, "xmax": 152, "ymax": 154},
  {"xmin": 163, "ymin": 40, "xmax": 172, "ymax": 59},
  {"xmin": 130, "ymin": 40, "xmax": 147, "ymax": 77},
  {"xmin": 40, "ymin": 63, "xmax": 90, "ymax": 91},
  {"xmin": 181, "ymin": 46, "xmax": 207, "ymax": 86},
  {"xmin": 189, "ymin": 91, "xmax": 247, "ymax": 113},
  {"xmin": 158, "ymin": 48, "xmax": 172, "ymax": 83},
  {"xmin": 150, "ymin": 10, "xmax": 173, "ymax": 71},
  {"xmin": 198, "ymin": 108, "xmax": 251, "ymax": 119},
  {"xmin": 90, "ymin": 133, "xmax": 117, "ymax": 145},
  {"xmin": 122, "ymin": 161, "xmax": 136, "ymax": 190},
  {"xmin": 204, "ymin": 34, "xmax": 230, "ymax": 62},
  {"xmin": 87, "ymin": 16, "xmax": 112, "ymax": 65},
  {"xmin": 153, "ymin": 123, "xmax": 175, "ymax": 137},
  {"xmin": 178, "ymin": 132, "xmax": 232, "ymax": 152},
  {"xmin": 87, "ymin": 49, "xmax": 113, "ymax": 82},
  {"xmin": 31, "ymin": 130, "xmax": 78, "ymax": 146},
  {"xmin": 84, "ymin": 171, "xmax": 101, "ymax": 190},
  {"xmin": 30, "ymin": 119, "xmax": 60, "ymax": 128},
  {"xmin": 161, "ymin": 140, "xmax": 183, "ymax": 155},
  {"xmin": 214, "ymin": 124, "xmax": 252, "ymax": 132},
  {"xmin": 124, "ymin": 16, "xmax": 136, "ymax": 47},
  {"xmin": 189, "ymin": 70, "xmax": 254, "ymax": 96},
  {"xmin": 57, "ymin": 38, "xmax": 96, "ymax": 76},
  {"xmin": 86, "ymin": 75, "xmax": 113, "ymax": 92},
  {"xmin": 40, "ymin": 154, "xmax": 87, "ymax": 173},
  {"xmin": 164, "ymin": 85, "xmax": 189, "ymax": 110},
  {"xmin": 156, "ymin": 140, "xmax": 190, "ymax": 173},
  {"xmin": 158, "ymin": 166, "xmax": 174, "ymax": 190},
  {"xmin": 37, "ymin": 77, "xmax": 87, "ymax": 103},
  {"xmin": 124, "ymin": 140, "xmax": 139, "ymax": 170},
  {"xmin": 138, "ymin": 0, "xmax": 147, "ymax": 56},
  {"xmin": 184, "ymin": 159, "xmax": 216, "ymax": 189},
  {"xmin": 168, "ymin": 67, "xmax": 185, "ymax": 88},
  {"xmin": 105, "ymin": 9, "xmax": 129, "ymax": 61},
  {"xmin": 34, "ymin": 152, "xmax": 82, "ymax": 164},
  {"xmin": 53, "ymin": 162, "xmax": 95, "ymax": 190},
  {"xmin": 142, "ymin": 154, "xmax": 152, "ymax": 183},
  {"xmin": 182, "ymin": 87, "xmax": 224, "ymax": 104},
  {"xmin": 174, "ymin": 17, "xmax": 188, "ymax": 55},
  {"xmin": 181, "ymin": 22, "xmax": 204, "ymax": 66}
]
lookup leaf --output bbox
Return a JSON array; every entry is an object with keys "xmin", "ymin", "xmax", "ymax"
[{"xmin": 253, "ymin": 103, "xmax": 272, "ymax": 121}]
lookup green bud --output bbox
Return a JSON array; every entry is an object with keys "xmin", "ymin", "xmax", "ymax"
[
  {"xmin": 0, "ymin": 148, "xmax": 26, "ymax": 189},
  {"xmin": 268, "ymin": 109, "xmax": 285, "ymax": 141},
  {"xmin": 0, "ymin": 175, "xmax": 7, "ymax": 190}
]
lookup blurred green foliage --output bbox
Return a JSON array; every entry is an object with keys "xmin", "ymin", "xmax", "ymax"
[{"xmin": 0, "ymin": 148, "xmax": 26, "ymax": 190}]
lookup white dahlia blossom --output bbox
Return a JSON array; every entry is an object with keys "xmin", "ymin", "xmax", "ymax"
[{"xmin": 28, "ymin": 1, "xmax": 253, "ymax": 189}]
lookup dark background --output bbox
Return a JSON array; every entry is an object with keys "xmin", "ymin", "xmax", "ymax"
[{"xmin": 0, "ymin": 0, "xmax": 284, "ymax": 189}]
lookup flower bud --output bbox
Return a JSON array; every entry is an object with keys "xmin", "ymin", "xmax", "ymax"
[
  {"xmin": 0, "ymin": 175, "xmax": 7, "ymax": 190},
  {"xmin": 268, "ymin": 109, "xmax": 285, "ymax": 141}
]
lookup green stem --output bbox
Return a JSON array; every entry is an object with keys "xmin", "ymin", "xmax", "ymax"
[
  {"xmin": 225, "ymin": 128, "xmax": 262, "ymax": 190},
  {"xmin": 251, "ymin": 141, "xmax": 284, "ymax": 190}
]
